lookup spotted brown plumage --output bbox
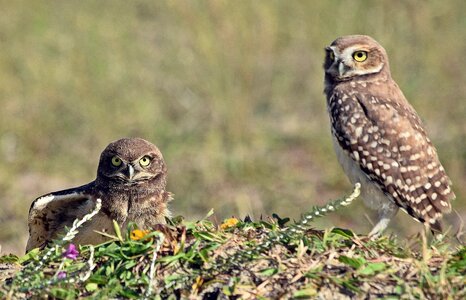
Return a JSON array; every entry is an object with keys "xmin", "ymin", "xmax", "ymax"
[
  {"xmin": 323, "ymin": 35, "xmax": 455, "ymax": 236},
  {"xmin": 26, "ymin": 138, "xmax": 173, "ymax": 252}
]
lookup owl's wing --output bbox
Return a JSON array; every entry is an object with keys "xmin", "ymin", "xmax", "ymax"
[
  {"xmin": 26, "ymin": 182, "xmax": 97, "ymax": 252},
  {"xmin": 333, "ymin": 91, "xmax": 454, "ymax": 231}
]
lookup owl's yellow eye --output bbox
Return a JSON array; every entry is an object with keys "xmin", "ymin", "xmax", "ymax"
[
  {"xmin": 353, "ymin": 51, "xmax": 367, "ymax": 62},
  {"xmin": 139, "ymin": 156, "xmax": 151, "ymax": 167},
  {"xmin": 329, "ymin": 51, "xmax": 335, "ymax": 61},
  {"xmin": 111, "ymin": 156, "xmax": 122, "ymax": 167}
]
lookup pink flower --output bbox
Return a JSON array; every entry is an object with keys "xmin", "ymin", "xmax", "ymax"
[
  {"xmin": 63, "ymin": 244, "xmax": 79, "ymax": 260},
  {"xmin": 57, "ymin": 271, "xmax": 67, "ymax": 279}
]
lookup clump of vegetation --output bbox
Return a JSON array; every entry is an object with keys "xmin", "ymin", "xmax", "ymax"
[{"xmin": 1, "ymin": 185, "xmax": 464, "ymax": 299}]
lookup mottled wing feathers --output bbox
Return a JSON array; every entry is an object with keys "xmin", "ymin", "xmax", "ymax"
[
  {"xmin": 329, "ymin": 86, "xmax": 455, "ymax": 230},
  {"xmin": 26, "ymin": 183, "xmax": 96, "ymax": 252}
]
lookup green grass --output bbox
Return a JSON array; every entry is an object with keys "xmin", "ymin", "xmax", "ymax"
[
  {"xmin": 0, "ymin": 0, "xmax": 465, "ymax": 256},
  {"xmin": 1, "ymin": 186, "xmax": 465, "ymax": 299}
]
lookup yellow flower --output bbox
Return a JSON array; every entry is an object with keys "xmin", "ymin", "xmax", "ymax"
[
  {"xmin": 191, "ymin": 276, "xmax": 204, "ymax": 292},
  {"xmin": 220, "ymin": 218, "xmax": 239, "ymax": 230},
  {"xmin": 130, "ymin": 229, "xmax": 150, "ymax": 241}
]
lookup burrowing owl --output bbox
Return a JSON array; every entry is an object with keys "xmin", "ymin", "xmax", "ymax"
[
  {"xmin": 323, "ymin": 35, "xmax": 455, "ymax": 236},
  {"xmin": 26, "ymin": 138, "xmax": 172, "ymax": 251}
]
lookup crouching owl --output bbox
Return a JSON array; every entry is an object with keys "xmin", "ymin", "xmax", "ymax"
[{"xmin": 26, "ymin": 137, "xmax": 172, "ymax": 252}]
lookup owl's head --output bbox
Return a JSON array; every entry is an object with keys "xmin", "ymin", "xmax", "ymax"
[
  {"xmin": 324, "ymin": 35, "xmax": 391, "ymax": 83},
  {"xmin": 97, "ymin": 138, "xmax": 167, "ymax": 187}
]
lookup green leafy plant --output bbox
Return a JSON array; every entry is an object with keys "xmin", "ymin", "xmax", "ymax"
[{"xmin": 1, "ymin": 184, "xmax": 465, "ymax": 299}]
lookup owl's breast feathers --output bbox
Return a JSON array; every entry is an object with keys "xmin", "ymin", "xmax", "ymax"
[
  {"xmin": 327, "ymin": 80, "xmax": 455, "ymax": 229},
  {"xmin": 98, "ymin": 186, "xmax": 172, "ymax": 226},
  {"xmin": 26, "ymin": 181, "xmax": 172, "ymax": 252}
]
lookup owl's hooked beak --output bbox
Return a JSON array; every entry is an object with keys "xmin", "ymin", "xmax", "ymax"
[
  {"xmin": 326, "ymin": 60, "xmax": 348, "ymax": 79},
  {"xmin": 338, "ymin": 61, "xmax": 347, "ymax": 77},
  {"xmin": 126, "ymin": 164, "xmax": 135, "ymax": 180},
  {"xmin": 121, "ymin": 164, "xmax": 153, "ymax": 183}
]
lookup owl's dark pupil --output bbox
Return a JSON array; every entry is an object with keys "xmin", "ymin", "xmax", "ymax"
[{"xmin": 357, "ymin": 53, "xmax": 362, "ymax": 57}]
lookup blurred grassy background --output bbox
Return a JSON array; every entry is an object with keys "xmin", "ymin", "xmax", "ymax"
[{"xmin": 0, "ymin": 0, "xmax": 464, "ymax": 254}]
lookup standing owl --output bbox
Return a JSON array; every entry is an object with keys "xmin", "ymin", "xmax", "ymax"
[
  {"xmin": 26, "ymin": 138, "xmax": 172, "ymax": 252},
  {"xmin": 323, "ymin": 35, "xmax": 455, "ymax": 236}
]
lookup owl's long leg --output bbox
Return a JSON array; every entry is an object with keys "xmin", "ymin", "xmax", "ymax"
[{"xmin": 368, "ymin": 201, "xmax": 399, "ymax": 237}]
